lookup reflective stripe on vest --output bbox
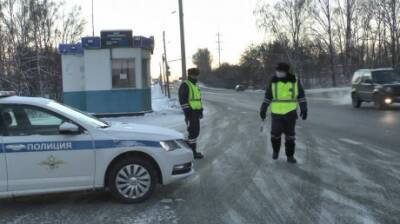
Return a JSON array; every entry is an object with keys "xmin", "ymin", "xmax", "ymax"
[
  {"xmin": 271, "ymin": 80, "xmax": 298, "ymax": 115},
  {"xmin": 185, "ymin": 80, "xmax": 203, "ymax": 110}
]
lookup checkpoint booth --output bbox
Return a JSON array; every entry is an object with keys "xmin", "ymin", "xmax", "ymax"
[{"xmin": 59, "ymin": 30, "xmax": 155, "ymax": 115}]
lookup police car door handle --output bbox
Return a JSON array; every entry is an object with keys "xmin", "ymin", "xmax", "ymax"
[{"xmin": 6, "ymin": 144, "xmax": 26, "ymax": 151}]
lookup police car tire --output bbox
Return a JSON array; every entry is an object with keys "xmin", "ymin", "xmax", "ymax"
[{"xmin": 108, "ymin": 157, "xmax": 157, "ymax": 203}]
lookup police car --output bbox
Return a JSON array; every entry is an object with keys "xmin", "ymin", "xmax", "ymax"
[{"xmin": 0, "ymin": 91, "xmax": 194, "ymax": 203}]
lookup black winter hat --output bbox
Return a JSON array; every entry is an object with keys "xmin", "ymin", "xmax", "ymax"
[
  {"xmin": 188, "ymin": 68, "xmax": 200, "ymax": 76},
  {"xmin": 275, "ymin": 62, "xmax": 290, "ymax": 73}
]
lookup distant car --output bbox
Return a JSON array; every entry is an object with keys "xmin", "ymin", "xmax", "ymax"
[
  {"xmin": 235, "ymin": 84, "xmax": 247, "ymax": 91},
  {"xmin": 0, "ymin": 91, "xmax": 193, "ymax": 203},
  {"xmin": 351, "ymin": 68, "xmax": 400, "ymax": 109}
]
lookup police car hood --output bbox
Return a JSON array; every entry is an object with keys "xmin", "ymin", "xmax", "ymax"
[{"xmin": 100, "ymin": 122, "xmax": 184, "ymax": 141}]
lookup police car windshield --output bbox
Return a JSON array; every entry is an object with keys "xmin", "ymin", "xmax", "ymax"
[
  {"xmin": 372, "ymin": 70, "xmax": 400, "ymax": 84},
  {"xmin": 46, "ymin": 101, "xmax": 110, "ymax": 128}
]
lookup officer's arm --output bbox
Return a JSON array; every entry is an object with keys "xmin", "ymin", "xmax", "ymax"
[
  {"xmin": 260, "ymin": 80, "xmax": 273, "ymax": 112},
  {"xmin": 178, "ymin": 83, "xmax": 190, "ymax": 112},
  {"xmin": 297, "ymin": 81, "xmax": 308, "ymax": 112}
]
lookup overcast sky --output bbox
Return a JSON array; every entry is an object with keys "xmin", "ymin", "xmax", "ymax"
[{"xmin": 63, "ymin": 0, "xmax": 266, "ymax": 79}]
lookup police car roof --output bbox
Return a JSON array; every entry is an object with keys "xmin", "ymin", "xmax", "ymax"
[{"xmin": 0, "ymin": 95, "xmax": 52, "ymax": 105}]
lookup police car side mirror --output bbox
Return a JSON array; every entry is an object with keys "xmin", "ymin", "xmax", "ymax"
[{"xmin": 59, "ymin": 122, "xmax": 80, "ymax": 135}]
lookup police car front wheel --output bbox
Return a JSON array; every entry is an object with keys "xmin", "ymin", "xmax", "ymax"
[{"xmin": 108, "ymin": 157, "xmax": 157, "ymax": 203}]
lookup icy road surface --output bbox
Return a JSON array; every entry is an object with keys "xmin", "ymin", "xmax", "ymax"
[{"xmin": 0, "ymin": 87, "xmax": 399, "ymax": 224}]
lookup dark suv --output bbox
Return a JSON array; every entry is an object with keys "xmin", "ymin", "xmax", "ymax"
[{"xmin": 351, "ymin": 68, "xmax": 400, "ymax": 109}]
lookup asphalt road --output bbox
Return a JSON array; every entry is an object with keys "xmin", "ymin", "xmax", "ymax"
[{"xmin": 1, "ymin": 87, "xmax": 399, "ymax": 224}]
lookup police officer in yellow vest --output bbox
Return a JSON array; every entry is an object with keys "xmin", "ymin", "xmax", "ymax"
[
  {"xmin": 179, "ymin": 68, "xmax": 204, "ymax": 159},
  {"xmin": 259, "ymin": 63, "xmax": 307, "ymax": 163}
]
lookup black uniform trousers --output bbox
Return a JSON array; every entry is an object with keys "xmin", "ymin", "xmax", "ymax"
[
  {"xmin": 270, "ymin": 110, "xmax": 297, "ymax": 157},
  {"xmin": 186, "ymin": 111, "xmax": 201, "ymax": 154}
]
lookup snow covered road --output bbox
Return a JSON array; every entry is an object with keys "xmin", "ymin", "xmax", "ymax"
[{"xmin": 0, "ymin": 87, "xmax": 399, "ymax": 224}]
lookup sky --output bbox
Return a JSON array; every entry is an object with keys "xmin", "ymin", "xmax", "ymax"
[{"xmin": 62, "ymin": 0, "xmax": 266, "ymax": 80}]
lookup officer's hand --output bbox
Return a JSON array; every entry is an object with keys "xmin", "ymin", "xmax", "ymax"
[
  {"xmin": 260, "ymin": 110, "xmax": 267, "ymax": 121},
  {"xmin": 199, "ymin": 109, "xmax": 204, "ymax": 119},
  {"xmin": 300, "ymin": 110, "xmax": 307, "ymax": 120}
]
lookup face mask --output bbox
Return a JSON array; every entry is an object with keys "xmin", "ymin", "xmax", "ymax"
[
  {"xmin": 190, "ymin": 75, "xmax": 198, "ymax": 81},
  {"xmin": 276, "ymin": 71, "xmax": 287, "ymax": 78}
]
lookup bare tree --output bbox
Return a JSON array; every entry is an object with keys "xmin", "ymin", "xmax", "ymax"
[
  {"xmin": 311, "ymin": 0, "xmax": 337, "ymax": 86},
  {"xmin": 0, "ymin": 0, "xmax": 85, "ymax": 99},
  {"xmin": 255, "ymin": 0, "xmax": 312, "ymax": 82}
]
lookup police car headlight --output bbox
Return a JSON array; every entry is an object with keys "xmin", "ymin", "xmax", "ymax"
[{"xmin": 160, "ymin": 140, "xmax": 180, "ymax": 151}]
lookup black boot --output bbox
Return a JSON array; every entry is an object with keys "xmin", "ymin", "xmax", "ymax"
[
  {"xmin": 271, "ymin": 137, "xmax": 281, "ymax": 160},
  {"xmin": 189, "ymin": 142, "xmax": 204, "ymax": 160},
  {"xmin": 287, "ymin": 156, "xmax": 297, "ymax": 163},
  {"xmin": 194, "ymin": 152, "xmax": 204, "ymax": 159},
  {"xmin": 285, "ymin": 138, "xmax": 296, "ymax": 163}
]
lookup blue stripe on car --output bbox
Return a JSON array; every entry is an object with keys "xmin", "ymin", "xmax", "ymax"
[{"xmin": 1, "ymin": 140, "xmax": 161, "ymax": 153}]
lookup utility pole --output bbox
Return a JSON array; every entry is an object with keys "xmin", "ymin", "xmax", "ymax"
[
  {"xmin": 163, "ymin": 31, "xmax": 171, "ymax": 98},
  {"xmin": 217, "ymin": 32, "xmax": 222, "ymax": 67},
  {"xmin": 159, "ymin": 63, "xmax": 164, "ymax": 94},
  {"xmin": 91, "ymin": 0, "xmax": 95, "ymax": 36},
  {"xmin": 178, "ymin": 0, "xmax": 187, "ymax": 80},
  {"xmin": 161, "ymin": 58, "xmax": 167, "ymax": 96}
]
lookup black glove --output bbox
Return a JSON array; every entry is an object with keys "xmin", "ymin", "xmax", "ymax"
[
  {"xmin": 260, "ymin": 103, "xmax": 267, "ymax": 121},
  {"xmin": 199, "ymin": 109, "xmax": 204, "ymax": 119},
  {"xmin": 300, "ymin": 110, "xmax": 307, "ymax": 120},
  {"xmin": 260, "ymin": 110, "xmax": 266, "ymax": 121}
]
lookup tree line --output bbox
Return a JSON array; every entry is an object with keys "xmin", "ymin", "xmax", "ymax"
[
  {"xmin": 0, "ymin": 0, "xmax": 85, "ymax": 100},
  {"xmin": 194, "ymin": 0, "xmax": 400, "ymax": 89}
]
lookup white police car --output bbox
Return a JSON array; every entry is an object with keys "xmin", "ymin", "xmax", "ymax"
[{"xmin": 0, "ymin": 91, "xmax": 194, "ymax": 203}]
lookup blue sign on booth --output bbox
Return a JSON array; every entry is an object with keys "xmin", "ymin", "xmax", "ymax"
[
  {"xmin": 101, "ymin": 30, "xmax": 133, "ymax": 48},
  {"xmin": 82, "ymin": 37, "xmax": 101, "ymax": 49},
  {"xmin": 58, "ymin": 43, "xmax": 83, "ymax": 55}
]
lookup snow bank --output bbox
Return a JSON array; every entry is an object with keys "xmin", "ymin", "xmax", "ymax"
[
  {"xmin": 151, "ymin": 84, "xmax": 180, "ymax": 112},
  {"xmin": 306, "ymin": 87, "xmax": 350, "ymax": 94},
  {"xmin": 306, "ymin": 87, "xmax": 352, "ymax": 105},
  {"xmin": 103, "ymin": 85, "xmax": 184, "ymax": 129}
]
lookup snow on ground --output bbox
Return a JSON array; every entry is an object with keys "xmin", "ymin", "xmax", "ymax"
[
  {"xmin": 306, "ymin": 87, "xmax": 352, "ymax": 105},
  {"xmin": 305, "ymin": 86, "xmax": 350, "ymax": 94},
  {"xmin": 103, "ymin": 85, "xmax": 184, "ymax": 129},
  {"xmin": 151, "ymin": 84, "xmax": 180, "ymax": 112}
]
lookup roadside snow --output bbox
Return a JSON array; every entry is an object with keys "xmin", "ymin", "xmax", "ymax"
[
  {"xmin": 103, "ymin": 85, "xmax": 185, "ymax": 130},
  {"xmin": 151, "ymin": 84, "xmax": 180, "ymax": 112},
  {"xmin": 306, "ymin": 87, "xmax": 352, "ymax": 105},
  {"xmin": 305, "ymin": 87, "xmax": 350, "ymax": 94}
]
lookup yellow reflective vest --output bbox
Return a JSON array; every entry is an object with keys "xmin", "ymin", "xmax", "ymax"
[
  {"xmin": 271, "ymin": 80, "xmax": 299, "ymax": 115},
  {"xmin": 185, "ymin": 80, "xmax": 203, "ymax": 110}
]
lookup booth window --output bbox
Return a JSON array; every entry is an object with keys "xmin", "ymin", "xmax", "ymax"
[
  {"xmin": 142, "ymin": 58, "xmax": 151, "ymax": 88},
  {"xmin": 112, "ymin": 59, "xmax": 136, "ymax": 88}
]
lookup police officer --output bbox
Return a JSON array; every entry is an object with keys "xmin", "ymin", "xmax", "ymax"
[
  {"xmin": 259, "ymin": 62, "xmax": 308, "ymax": 163},
  {"xmin": 179, "ymin": 68, "xmax": 204, "ymax": 159}
]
